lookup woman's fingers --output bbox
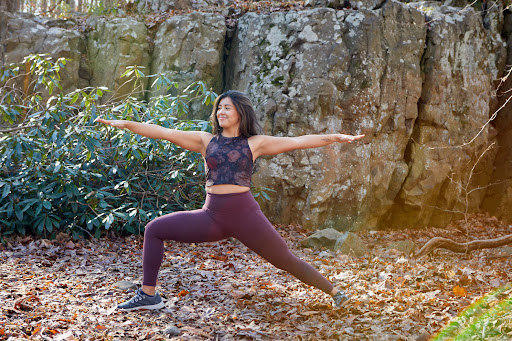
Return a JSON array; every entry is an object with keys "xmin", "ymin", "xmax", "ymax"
[
  {"xmin": 343, "ymin": 135, "xmax": 364, "ymax": 143},
  {"xmin": 95, "ymin": 118, "xmax": 124, "ymax": 128},
  {"xmin": 343, "ymin": 134, "xmax": 365, "ymax": 143},
  {"xmin": 94, "ymin": 117, "xmax": 110, "ymax": 125}
]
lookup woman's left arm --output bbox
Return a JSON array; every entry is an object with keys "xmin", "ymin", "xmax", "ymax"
[{"xmin": 250, "ymin": 134, "xmax": 365, "ymax": 159}]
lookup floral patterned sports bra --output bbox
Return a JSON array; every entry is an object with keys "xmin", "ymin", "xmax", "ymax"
[{"xmin": 205, "ymin": 134, "xmax": 254, "ymax": 187}]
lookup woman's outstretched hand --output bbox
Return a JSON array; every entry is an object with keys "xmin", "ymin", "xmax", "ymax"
[
  {"xmin": 95, "ymin": 117, "xmax": 129, "ymax": 129},
  {"xmin": 333, "ymin": 134, "xmax": 365, "ymax": 143}
]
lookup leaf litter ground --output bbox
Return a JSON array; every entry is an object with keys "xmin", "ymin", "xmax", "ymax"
[{"xmin": 1, "ymin": 213, "xmax": 511, "ymax": 340}]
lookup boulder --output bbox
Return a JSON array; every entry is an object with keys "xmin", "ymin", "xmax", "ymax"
[
  {"xmin": 86, "ymin": 17, "xmax": 150, "ymax": 103},
  {"xmin": 113, "ymin": 280, "xmax": 138, "ymax": 290},
  {"xmin": 388, "ymin": 240, "xmax": 416, "ymax": 255},
  {"xmin": 334, "ymin": 232, "xmax": 368, "ymax": 257},
  {"xmin": 502, "ymin": 246, "xmax": 512, "ymax": 256},
  {"xmin": 481, "ymin": 11, "xmax": 512, "ymax": 225},
  {"xmin": 0, "ymin": 1, "xmax": 20, "ymax": 12},
  {"xmin": 164, "ymin": 325, "xmax": 180, "ymax": 336},
  {"xmin": 301, "ymin": 228, "xmax": 343, "ymax": 248},
  {"xmin": 227, "ymin": 1, "xmax": 506, "ymax": 230},
  {"xmin": 0, "ymin": 12, "xmax": 84, "ymax": 94},
  {"xmin": 149, "ymin": 12, "xmax": 226, "ymax": 119},
  {"xmin": 227, "ymin": 1, "xmax": 426, "ymax": 230},
  {"xmin": 387, "ymin": 3, "xmax": 505, "ymax": 228},
  {"xmin": 1, "ymin": 2, "xmax": 510, "ymax": 231}
]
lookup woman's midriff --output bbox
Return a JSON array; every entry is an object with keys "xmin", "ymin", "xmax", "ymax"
[{"xmin": 205, "ymin": 184, "xmax": 250, "ymax": 194}]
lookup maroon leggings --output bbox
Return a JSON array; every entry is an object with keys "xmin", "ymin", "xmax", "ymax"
[{"xmin": 142, "ymin": 191, "xmax": 334, "ymax": 294}]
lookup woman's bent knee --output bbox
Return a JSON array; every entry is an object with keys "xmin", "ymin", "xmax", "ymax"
[{"xmin": 144, "ymin": 219, "xmax": 164, "ymax": 239}]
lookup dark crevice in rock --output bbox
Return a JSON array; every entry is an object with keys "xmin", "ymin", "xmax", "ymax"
[
  {"xmin": 383, "ymin": 9, "xmax": 431, "ymax": 229},
  {"xmin": 481, "ymin": 0, "xmax": 491, "ymax": 29},
  {"xmin": 221, "ymin": 19, "xmax": 237, "ymax": 92},
  {"xmin": 144, "ymin": 20, "xmax": 160, "ymax": 103},
  {"xmin": 373, "ymin": 0, "xmax": 388, "ymax": 11},
  {"xmin": 78, "ymin": 29, "xmax": 93, "ymax": 89},
  {"xmin": 0, "ymin": 12, "xmax": 9, "ymax": 67}
]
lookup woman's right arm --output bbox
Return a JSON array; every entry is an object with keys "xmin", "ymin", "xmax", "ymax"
[{"xmin": 95, "ymin": 118, "xmax": 212, "ymax": 155}]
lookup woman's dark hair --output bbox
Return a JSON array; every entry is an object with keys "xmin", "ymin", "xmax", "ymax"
[{"xmin": 210, "ymin": 90, "xmax": 262, "ymax": 137}]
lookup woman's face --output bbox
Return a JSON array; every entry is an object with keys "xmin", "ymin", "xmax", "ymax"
[{"xmin": 217, "ymin": 97, "xmax": 241, "ymax": 131}]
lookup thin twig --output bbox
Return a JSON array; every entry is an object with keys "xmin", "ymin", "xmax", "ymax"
[{"xmin": 0, "ymin": 124, "xmax": 41, "ymax": 133}]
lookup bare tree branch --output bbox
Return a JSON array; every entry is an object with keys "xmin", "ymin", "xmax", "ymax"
[{"xmin": 0, "ymin": 124, "xmax": 40, "ymax": 133}]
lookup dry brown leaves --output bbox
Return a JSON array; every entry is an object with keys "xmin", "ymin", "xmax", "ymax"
[{"xmin": 1, "ymin": 213, "xmax": 511, "ymax": 340}]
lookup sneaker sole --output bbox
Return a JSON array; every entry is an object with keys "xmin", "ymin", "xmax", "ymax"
[{"xmin": 118, "ymin": 302, "xmax": 165, "ymax": 311}]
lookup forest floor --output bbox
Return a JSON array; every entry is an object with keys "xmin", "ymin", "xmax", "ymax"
[{"xmin": 1, "ymin": 213, "xmax": 511, "ymax": 340}]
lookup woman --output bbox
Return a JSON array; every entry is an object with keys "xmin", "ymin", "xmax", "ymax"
[{"xmin": 96, "ymin": 90, "xmax": 364, "ymax": 311}]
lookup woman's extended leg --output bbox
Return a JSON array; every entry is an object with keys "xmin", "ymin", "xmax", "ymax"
[{"xmin": 231, "ymin": 209, "xmax": 334, "ymax": 294}]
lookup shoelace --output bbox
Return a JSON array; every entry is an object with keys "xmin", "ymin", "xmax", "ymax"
[{"xmin": 131, "ymin": 292, "xmax": 144, "ymax": 303}]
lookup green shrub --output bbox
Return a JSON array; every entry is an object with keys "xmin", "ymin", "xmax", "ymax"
[
  {"xmin": 0, "ymin": 54, "xmax": 217, "ymax": 240},
  {"xmin": 433, "ymin": 282, "xmax": 512, "ymax": 340}
]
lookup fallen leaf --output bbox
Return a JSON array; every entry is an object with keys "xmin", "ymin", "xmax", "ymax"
[
  {"xmin": 210, "ymin": 254, "xmax": 227, "ymax": 262},
  {"xmin": 346, "ymin": 315, "xmax": 358, "ymax": 324},
  {"xmin": 65, "ymin": 241, "xmax": 75, "ymax": 249},
  {"xmin": 453, "ymin": 285, "xmax": 467, "ymax": 297},
  {"xmin": 231, "ymin": 290, "xmax": 247, "ymax": 299},
  {"xmin": 31, "ymin": 325, "xmax": 43, "ymax": 336},
  {"xmin": 14, "ymin": 294, "xmax": 39, "ymax": 311}
]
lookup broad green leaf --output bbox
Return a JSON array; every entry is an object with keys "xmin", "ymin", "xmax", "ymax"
[
  {"xmin": 43, "ymin": 200, "xmax": 52, "ymax": 210},
  {"xmin": 14, "ymin": 204, "xmax": 23, "ymax": 221},
  {"xmin": 1, "ymin": 183, "xmax": 11, "ymax": 199}
]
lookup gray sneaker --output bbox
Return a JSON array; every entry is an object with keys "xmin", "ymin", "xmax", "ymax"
[
  {"xmin": 332, "ymin": 290, "xmax": 349, "ymax": 309},
  {"xmin": 117, "ymin": 288, "xmax": 165, "ymax": 311}
]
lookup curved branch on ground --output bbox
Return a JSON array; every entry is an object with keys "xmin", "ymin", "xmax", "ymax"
[{"xmin": 415, "ymin": 234, "xmax": 512, "ymax": 258}]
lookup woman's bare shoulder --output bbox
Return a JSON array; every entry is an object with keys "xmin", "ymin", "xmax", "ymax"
[
  {"xmin": 201, "ymin": 131, "xmax": 215, "ymax": 144},
  {"xmin": 248, "ymin": 134, "xmax": 269, "ymax": 142}
]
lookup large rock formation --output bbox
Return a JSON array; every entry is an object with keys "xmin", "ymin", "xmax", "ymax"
[
  {"xmin": 86, "ymin": 17, "xmax": 150, "ymax": 103},
  {"xmin": 150, "ymin": 12, "xmax": 226, "ymax": 118},
  {"xmin": 387, "ymin": 3, "xmax": 506, "ymax": 228},
  {"xmin": 0, "ymin": 0, "xmax": 21, "ymax": 13},
  {"xmin": 482, "ymin": 10, "xmax": 512, "ymax": 224},
  {"xmin": 1, "ymin": 2, "xmax": 510, "ymax": 229},
  {"xmin": 227, "ymin": 1, "xmax": 427, "ymax": 230},
  {"xmin": 0, "ymin": 12, "xmax": 84, "ymax": 93}
]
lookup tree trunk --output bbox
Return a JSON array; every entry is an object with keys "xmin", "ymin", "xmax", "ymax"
[
  {"xmin": 0, "ymin": 0, "xmax": 22, "ymax": 12},
  {"xmin": 41, "ymin": 0, "xmax": 48, "ymax": 13},
  {"xmin": 49, "ymin": 0, "xmax": 57, "ymax": 13}
]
